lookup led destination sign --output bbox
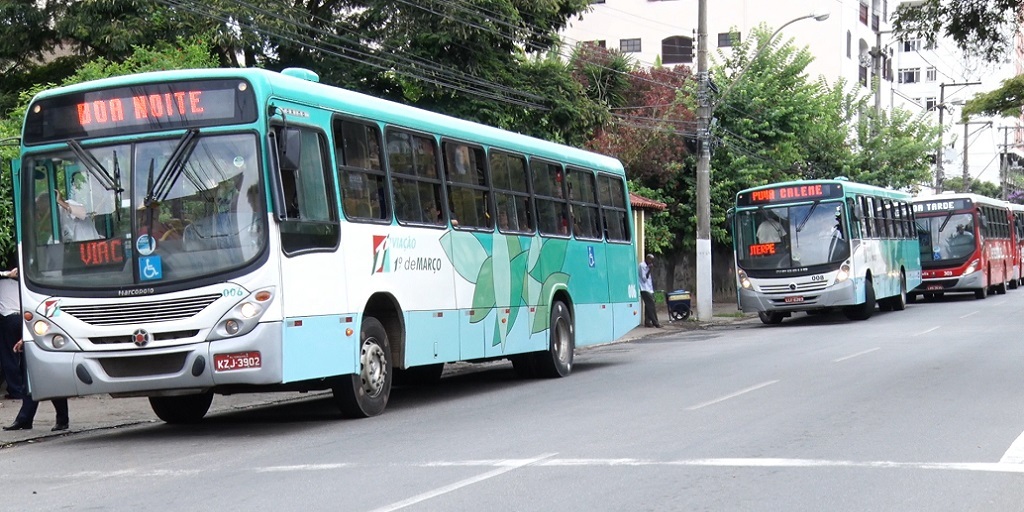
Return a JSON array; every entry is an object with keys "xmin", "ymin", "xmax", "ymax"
[
  {"xmin": 24, "ymin": 79, "xmax": 257, "ymax": 145},
  {"xmin": 912, "ymin": 198, "xmax": 972, "ymax": 214},
  {"xmin": 737, "ymin": 183, "xmax": 843, "ymax": 207}
]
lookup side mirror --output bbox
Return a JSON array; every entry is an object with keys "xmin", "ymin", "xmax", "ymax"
[
  {"xmin": 979, "ymin": 214, "xmax": 988, "ymax": 229},
  {"xmin": 279, "ymin": 128, "xmax": 302, "ymax": 172},
  {"xmin": 725, "ymin": 208, "xmax": 735, "ymax": 236}
]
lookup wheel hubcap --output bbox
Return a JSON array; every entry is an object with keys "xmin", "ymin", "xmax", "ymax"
[{"xmin": 359, "ymin": 339, "xmax": 387, "ymax": 398}]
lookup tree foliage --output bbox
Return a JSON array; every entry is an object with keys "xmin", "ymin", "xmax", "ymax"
[
  {"xmin": 891, "ymin": 0, "xmax": 1024, "ymax": 63},
  {"xmin": 962, "ymin": 74, "xmax": 1024, "ymax": 119}
]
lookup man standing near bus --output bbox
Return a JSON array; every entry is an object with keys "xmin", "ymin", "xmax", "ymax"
[{"xmin": 639, "ymin": 254, "xmax": 662, "ymax": 328}]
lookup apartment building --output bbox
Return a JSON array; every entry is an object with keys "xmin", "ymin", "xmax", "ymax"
[{"xmin": 561, "ymin": 0, "xmax": 1023, "ymax": 189}]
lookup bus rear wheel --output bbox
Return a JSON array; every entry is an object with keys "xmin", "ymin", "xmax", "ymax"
[
  {"xmin": 887, "ymin": 273, "xmax": 908, "ymax": 311},
  {"xmin": 149, "ymin": 392, "xmax": 214, "ymax": 424},
  {"xmin": 532, "ymin": 301, "xmax": 574, "ymax": 378},
  {"xmin": 333, "ymin": 316, "xmax": 392, "ymax": 418}
]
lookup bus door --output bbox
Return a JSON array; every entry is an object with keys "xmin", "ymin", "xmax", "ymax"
[{"xmin": 271, "ymin": 126, "xmax": 355, "ymax": 382}]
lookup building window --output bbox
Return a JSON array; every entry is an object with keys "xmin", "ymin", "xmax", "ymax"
[
  {"xmin": 925, "ymin": 97, "xmax": 937, "ymax": 110},
  {"xmin": 898, "ymin": 67, "xmax": 920, "ymax": 84},
  {"xmin": 859, "ymin": 65, "xmax": 869, "ymax": 87},
  {"xmin": 926, "ymin": 66, "xmax": 937, "ymax": 81},
  {"xmin": 587, "ymin": 40, "xmax": 606, "ymax": 48},
  {"xmin": 662, "ymin": 36, "xmax": 693, "ymax": 64},
  {"xmin": 620, "ymin": 38, "xmax": 641, "ymax": 53},
  {"xmin": 846, "ymin": 31, "xmax": 852, "ymax": 58},
  {"xmin": 860, "ymin": 2, "xmax": 868, "ymax": 24},
  {"xmin": 717, "ymin": 32, "xmax": 740, "ymax": 47},
  {"xmin": 902, "ymin": 39, "xmax": 920, "ymax": 52}
]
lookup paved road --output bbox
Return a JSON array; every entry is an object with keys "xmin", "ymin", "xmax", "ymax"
[{"xmin": 3, "ymin": 294, "xmax": 1024, "ymax": 511}]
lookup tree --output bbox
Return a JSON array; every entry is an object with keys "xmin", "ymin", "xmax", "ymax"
[
  {"xmin": 941, "ymin": 176, "xmax": 1002, "ymax": 198},
  {"xmin": 891, "ymin": 0, "xmax": 1024, "ymax": 63},
  {"xmin": 962, "ymin": 74, "xmax": 1024, "ymax": 118}
]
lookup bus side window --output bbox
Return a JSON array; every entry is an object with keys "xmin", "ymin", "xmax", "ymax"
[{"xmin": 276, "ymin": 126, "xmax": 339, "ymax": 253}]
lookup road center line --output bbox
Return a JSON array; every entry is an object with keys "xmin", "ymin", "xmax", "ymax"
[
  {"xmin": 913, "ymin": 326, "xmax": 940, "ymax": 336},
  {"xmin": 833, "ymin": 347, "xmax": 880, "ymax": 363},
  {"xmin": 367, "ymin": 453, "xmax": 556, "ymax": 512},
  {"xmin": 959, "ymin": 311, "xmax": 979, "ymax": 319},
  {"xmin": 999, "ymin": 430, "xmax": 1024, "ymax": 464},
  {"xmin": 686, "ymin": 380, "xmax": 779, "ymax": 411}
]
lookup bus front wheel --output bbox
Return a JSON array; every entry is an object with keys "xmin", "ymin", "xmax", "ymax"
[
  {"xmin": 149, "ymin": 392, "xmax": 213, "ymax": 424},
  {"xmin": 758, "ymin": 311, "xmax": 784, "ymax": 325},
  {"xmin": 844, "ymin": 279, "xmax": 875, "ymax": 321},
  {"xmin": 333, "ymin": 316, "xmax": 392, "ymax": 418}
]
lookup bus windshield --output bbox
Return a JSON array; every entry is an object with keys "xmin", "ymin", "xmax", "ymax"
[
  {"xmin": 916, "ymin": 213, "xmax": 975, "ymax": 265},
  {"xmin": 22, "ymin": 132, "xmax": 266, "ymax": 289},
  {"xmin": 735, "ymin": 200, "xmax": 849, "ymax": 270}
]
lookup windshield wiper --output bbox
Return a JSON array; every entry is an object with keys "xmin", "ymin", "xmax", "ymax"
[
  {"xmin": 937, "ymin": 211, "xmax": 955, "ymax": 234},
  {"xmin": 67, "ymin": 139, "xmax": 121, "ymax": 192},
  {"xmin": 145, "ymin": 129, "xmax": 199, "ymax": 207},
  {"xmin": 796, "ymin": 201, "xmax": 820, "ymax": 233}
]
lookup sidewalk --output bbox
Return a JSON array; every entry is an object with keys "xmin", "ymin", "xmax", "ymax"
[{"xmin": 1, "ymin": 302, "xmax": 754, "ymax": 447}]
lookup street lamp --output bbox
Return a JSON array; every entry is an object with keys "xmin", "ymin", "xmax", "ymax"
[{"xmin": 694, "ymin": 5, "xmax": 830, "ymax": 321}]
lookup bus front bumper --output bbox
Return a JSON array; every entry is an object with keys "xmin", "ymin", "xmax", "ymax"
[
  {"xmin": 24, "ymin": 322, "xmax": 283, "ymax": 401},
  {"xmin": 913, "ymin": 270, "xmax": 985, "ymax": 294},
  {"xmin": 739, "ymin": 278, "xmax": 858, "ymax": 313}
]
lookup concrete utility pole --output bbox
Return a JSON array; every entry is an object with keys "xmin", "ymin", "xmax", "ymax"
[
  {"xmin": 695, "ymin": 0, "xmax": 711, "ymax": 321},
  {"xmin": 693, "ymin": 6, "xmax": 828, "ymax": 321},
  {"xmin": 1002, "ymin": 127, "xmax": 1009, "ymax": 199},
  {"xmin": 959, "ymin": 120, "xmax": 992, "ymax": 192},
  {"xmin": 936, "ymin": 81, "xmax": 981, "ymax": 192}
]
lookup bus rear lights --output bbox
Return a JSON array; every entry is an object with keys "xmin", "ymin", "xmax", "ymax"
[
  {"xmin": 52, "ymin": 335, "xmax": 67, "ymax": 349},
  {"xmin": 836, "ymin": 264, "xmax": 852, "ymax": 283},
  {"xmin": 964, "ymin": 259, "xmax": 980, "ymax": 275},
  {"xmin": 737, "ymin": 269, "xmax": 752, "ymax": 289},
  {"xmin": 33, "ymin": 320, "xmax": 49, "ymax": 336}
]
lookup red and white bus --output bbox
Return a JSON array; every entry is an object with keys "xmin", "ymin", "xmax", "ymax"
[
  {"xmin": 911, "ymin": 193, "xmax": 1014, "ymax": 300},
  {"xmin": 1010, "ymin": 202, "xmax": 1024, "ymax": 289}
]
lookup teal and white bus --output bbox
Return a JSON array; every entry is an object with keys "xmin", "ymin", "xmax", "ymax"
[
  {"xmin": 730, "ymin": 179, "xmax": 922, "ymax": 324},
  {"xmin": 12, "ymin": 68, "xmax": 640, "ymax": 422}
]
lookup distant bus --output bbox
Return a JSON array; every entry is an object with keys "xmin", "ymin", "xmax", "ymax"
[
  {"xmin": 1010, "ymin": 202, "xmax": 1024, "ymax": 289},
  {"xmin": 12, "ymin": 67, "xmax": 640, "ymax": 423},
  {"xmin": 911, "ymin": 193, "xmax": 1014, "ymax": 300},
  {"xmin": 731, "ymin": 179, "xmax": 922, "ymax": 324}
]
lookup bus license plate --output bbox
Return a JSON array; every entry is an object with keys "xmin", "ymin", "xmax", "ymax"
[
  {"xmin": 784, "ymin": 296, "xmax": 804, "ymax": 303},
  {"xmin": 214, "ymin": 351, "xmax": 261, "ymax": 372},
  {"xmin": 927, "ymin": 284, "xmax": 943, "ymax": 290}
]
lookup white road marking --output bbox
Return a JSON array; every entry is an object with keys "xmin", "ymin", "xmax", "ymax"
[
  {"xmin": 833, "ymin": 347, "xmax": 880, "ymax": 363},
  {"xmin": 960, "ymin": 311, "xmax": 980, "ymax": 319},
  {"xmin": 913, "ymin": 326, "xmax": 940, "ymax": 336},
  {"xmin": 257, "ymin": 463, "xmax": 352, "ymax": 472},
  {"xmin": 1000, "ymin": 430, "xmax": 1024, "ymax": 464},
  {"xmin": 686, "ymin": 380, "xmax": 780, "ymax": 411},
  {"xmin": 367, "ymin": 453, "xmax": 556, "ymax": 512}
]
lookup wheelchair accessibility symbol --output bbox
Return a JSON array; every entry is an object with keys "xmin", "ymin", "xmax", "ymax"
[{"xmin": 139, "ymin": 255, "xmax": 163, "ymax": 281}]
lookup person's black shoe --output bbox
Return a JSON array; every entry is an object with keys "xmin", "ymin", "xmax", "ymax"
[
  {"xmin": 645, "ymin": 323, "xmax": 652, "ymax": 328},
  {"xmin": 51, "ymin": 423, "xmax": 69, "ymax": 432},
  {"xmin": 654, "ymin": 324, "xmax": 663, "ymax": 328},
  {"xmin": 3, "ymin": 421, "xmax": 32, "ymax": 431}
]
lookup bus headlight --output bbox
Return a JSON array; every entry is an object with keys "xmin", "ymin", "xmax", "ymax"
[
  {"xmin": 52, "ymin": 335, "xmax": 67, "ymax": 349},
  {"xmin": 209, "ymin": 286, "xmax": 276, "ymax": 341},
  {"xmin": 33, "ymin": 320, "xmax": 49, "ymax": 336},
  {"xmin": 964, "ymin": 259, "xmax": 980, "ymax": 275},
  {"xmin": 738, "ymin": 269, "xmax": 752, "ymax": 289},
  {"xmin": 835, "ymin": 263, "xmax": 852, "ymax": 283}
]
